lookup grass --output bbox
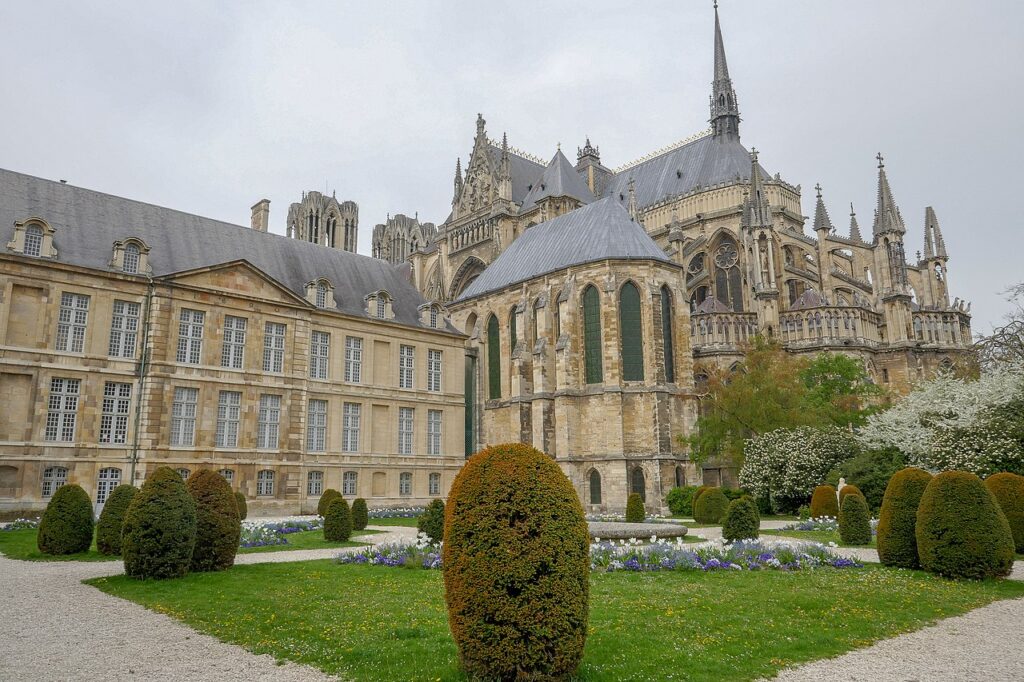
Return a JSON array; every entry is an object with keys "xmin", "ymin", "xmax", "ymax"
[
  {"xmin": 239, "ymin": 529, "xmax": 379, "ymax": 554},
  {"xmin": 367, "ymin": 517, "xmax": 420, "ymax": 527},
  {"xmin": 89, "ymin": 560, "xmax": 1024, "ymax": 681},
  {"xmin": 762, "ymin": 529, "xmax": 877, "ymax": 548}
]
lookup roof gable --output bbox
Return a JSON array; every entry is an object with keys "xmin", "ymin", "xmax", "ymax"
[
  {"xmin": 161, "ymin": 260, "xmax": 309, "ymax": 306},
  {"xmin": 520, "ymin": 150, "xmax": 596, "ymax": 212}
]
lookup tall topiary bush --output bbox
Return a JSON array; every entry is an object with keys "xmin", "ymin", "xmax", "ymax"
[
  {"xmin": 693, "ymin": 487, "xmax": 728, "ymax": 524},
  {"xmin": 443, "ymin": 443, "xmax": 589, "ymax": 681},
  {"xmin": 324, "ymin": 498, "xmax": 352, "ymax": 542},
  {"xmin": 810, "ymin": 484, "xmax": 839, "ymax": 519},
  {"xmin": 418, "ymin": 498, "xmax": 446, "ymax": 542},
  {"xmin": 838, "ymin": 484, "xmax": 865, "ymax": 508},
  {"xmin": 187, "ymin": 469, "xmax": 241, "ymax": 572},
  {"xmin": 839, "ymin": 494, "xmax": 872, "ymax": 545},
  {"xmin": 351, "ymin": 498, "xmax": 369, "ymax": 531},
  {"xmin": 96, "ymin": 484, "xmax": 137, "ymax": 555},
  {"xmin": 877, "ymin": 467, "xmax": 932, "ymax": 568},
  {"xmin": 691, "ymin": 485, "xmax": 711, "ymax": 516},
  {"xmin": 721, "ymin": 496, "xmax": 760, "ymax": 541},
  {"xmin": 37, "ymin": 484, "xmax": 94, "ymax": 555},
  {"xmin": 916, "ymin": 471, "xmax": 1014, "ymax": 580},
  {"xmin": 318, "ymin": 488, "xmax": 342, "ymax": 517},
  {"xmin": 985, "ymin": 472, "xmax": 1024, "ymax": 553},
  {"xmin": 122, "ymin": 466, "xmax": 197, "ymax": 580},
  {"xmin": 625, "ymin": 493, "xmax": 645, "ymax": 523},
  {"xmin": 234, "ymin": 491, "xmax": 247, "ymax": 520}
]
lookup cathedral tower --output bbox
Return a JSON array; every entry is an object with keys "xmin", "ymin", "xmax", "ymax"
[
  {"xmin": 709, "ymin": 2, "xmax": 740, "ymax": 140},
  {"xmin": 286, "ymin": 190, "xmax": 359, "ymax": 252}
]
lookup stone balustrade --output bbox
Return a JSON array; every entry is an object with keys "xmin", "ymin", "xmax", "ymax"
[
  {"xmin": 690, "ymin": 312, "xmax": 758, "ymax": 350},
  {"xmin": 779, "ymin": 306, "xmax": 882, "ymax": 347},
  {"xmin": 912, "ymin": 310, "xmax": 971, "ymax": 347}
]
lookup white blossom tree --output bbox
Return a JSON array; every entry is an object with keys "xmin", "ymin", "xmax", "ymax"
[{"xmin": 740, "ymin": 426, "xmax": 857, "ymax": 506}]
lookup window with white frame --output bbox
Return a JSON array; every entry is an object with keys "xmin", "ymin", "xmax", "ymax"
[
  {"xmin": 307, "ymin": 470, "xmax": 324, "ymax": 496},
  {"xmin": 24, "ymin": 225, "xmax": 42, "ymax": 257},
  {"xmin": 263, "ymin": 322, "xmax": 286, "ymax": 372},
  {"xmin": 96, "ymin": 467, "xmax": 121, "ymax": 504},
  {"xmin": 343, "ymin": 471, "xmax": 358, "ymax": 496},
  {"xmin": 399, "ymin": 345, "xmax": 415, "ymax": 389},
  {"xmin": 399, "ymin": 472, "xmax": 412, "ymax": 496},
  {"xmin": 376, "ymin": 297, "xmax": 386, "ymax": 319},
  {"xmin": 429, "ymin": 472, "xmax": 441, "ymax": 496},
  {"xmin": 221, "ymin": 316, "xmax": 247, "ymax": 369},
  {"xmin": 257, "ymin": 394, "xmax": 281, "ymax": 449},
  {"xmin": 310, "ymin": 331, "xmax": 330, "ymax": 380},
  {"xmin": 176, "ymin": 468, "xmax": 190, "ymax": 481},
  {"xmin": 429, "ymin": 306, "xmax": 439, "ymax": 328},
  {"xmin": 122, "ymin": 243, "xmax": 140, "ymax": 274},
  {"xmin": 176, "ymin": 309, "xmax": 205, "ymax": 364},
  {"xmin": 398, "ymin": 407, "xmax": 414, "ymax": 455},
  {"xmin": 41, "ymin": 466, "xmax": 68, "ymax": 497},
  {"xmin": 56, "ymin": 292, "xmax": 90, "ymax": 353},
  {"xmin": 99, "ymin": 382, "xmax": 131, "ymax": 444},
  {"xmin": 427, "ymin": 409, "xmax": 443, "ymax": 455},
  {"xmin": 257, "ymin": 469, "xmax": 274, "ymax": 496},
  {"xmin": 315, "ymin": 282, "xmax": 328, "ymax": 309},
  {"xmin": 344, "ymin": 336, "xmax": 362, "ymax": 383},
  {"xmin": 342, "ymin": 402, "xmax": 360, "ymax": 453},
  {"xmin": 215, "ymin": 391, "xmax": 241, "ymax": 448},
  {"xmin": 45, "ymin": 378, "xmax": 80, "ymax": 442},
  {"xmin": 170, "ymin": 387, "xmax": 198, "ymax": 446},
  {"xmin": 108, "ymin": 300, "xmax": 140, "ymax": 358},
  {"xmin": 427, "ymin": 350, "xmax": 442, "ymax": 392},
  {"xmin": 307, "ymin": 399, "xmax": 327, "ymax": 452},
  {"xmin": 218, "ymin": 469, "xmax": 234, "ymax": 485}
]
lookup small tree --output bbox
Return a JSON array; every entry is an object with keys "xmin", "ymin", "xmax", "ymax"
[
  {"xmin": 318, "ymin": 488, "xmax": 342, "ymax": 517},
  {"xmin": 324, "ymin": 498, "xmax": 352, "ymax": 542},
  {"xmin": 351, "ymin": 498, "xmax": 369, "ymax": 531},
  {"xmin": 838, "ymin": 494, "xmax": 872, "ymax": 545},
  {"xmin": 417, "ymin": 499, "xmax": 446, "ymax": 542},
  {"xmin": 122, "ymin": 467, "xmax": 197, "ymax": 580},
  {"xmin": 721, "ymin": 497, "xmax": 760, "ymax": 541},
  {"xmin": 96, "ymin": 484, "xmax": 137, "ymax": 555},
  {"xmin": 810, "ymin": 485, "xmax": 839, "ymax": 519},
  {"xmin": 187, "ymin": 469, "xmax": 241, "ymax": 572},
  {"xmin": 38, "ymin": 484, "xmax": 94, "ymax": 555},
  {"xmin": 693, "ymin": 488, "xmax": 728, "ymax": 524},
  {"xmin": 876, "ymin": 467, "xmax": 932, "ymax": 568},
  {"xmin": 625, "ymin": 493, "xmax": 645, "ymax": 523}
]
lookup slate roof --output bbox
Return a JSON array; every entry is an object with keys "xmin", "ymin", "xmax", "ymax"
[
  {"xmin": 519, "ymin": 150, "xmax": 596, "ymax": 213},
  {"xmin": 456, "ymin": 197, "xmax": 672, "ymax": 302},
  {"xmin": 486, "ymin": 144, "xmax": 545, "ymax": 206},
  {"xmin": 0, "ymin": 168, "xmax": 451, "ymax": 332}
]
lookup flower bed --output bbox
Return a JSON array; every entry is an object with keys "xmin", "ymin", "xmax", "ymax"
[
  {"xmin": 782, "ymin": 517, "xmax": 838, "ymax": 532},
  {"xmin": 239, "ymin": 518, "xmax": 324, "ymax": 548},
  {"xmin": 339, "ymin": 532, "xmax": 440, "ymax": 569},
  {"xmin": 367, "ymin": 507, "xmax": 424, "ymax": 519},
  {"xmin": 1, "ymin": 518, "xmax": 40, "ymax": 531}
]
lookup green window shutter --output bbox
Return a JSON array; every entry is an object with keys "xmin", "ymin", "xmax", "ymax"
[
  {"xmin": 619, "ymin": 282, "xmax": 644, "ymax": 381},
  {"xmin": 661, "ymin": 286, "xmax": 675, "ymax": 383},
  {"xmin": 487, "ymin": 315, "xmax": 501, "ymax": 399},
  {"xmin": 583, "ymin": 286, "xmax": 603, "ymax": 384}
]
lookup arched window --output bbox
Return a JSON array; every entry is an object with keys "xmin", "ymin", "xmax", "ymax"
[
  {"xmin": 376, "ymin": 297, "xmax": 386, "ymax": 319},
  {"xmin": 675, "ymin": 466, "xmax": 685, "ymax": 488},
  {"xmin": 486, "ymin": 315, "xmax": 501, "ymax": 399},
  {"xmin": 122, "ymin": 243, "xmax": 140, "ymax": 274},
  {"xmin": 582, "ymin": 285, "xmax": 603, "ymax": 384},
  {"xmin": 660, "ymin": 286, "xmax": 675, "ymax": 383},
  {"xmin": 399, "ymin": 472, "xmax": 412, "ymax": 496},
  {"xmin": 508, "ymin": 307, "xmax": 518, "ymax": 358},
  {"xmin": 218, "ymin": 469, "xmax": 234, "ymax": 486},
  {"xmin": 619, "ymin": 282, "xmax": 644, "ymax": 381},
  {"xmin": 315, "ymin": 281, "xmax": 328, "ymax": 308},
  {"xmin": 630, "ymin": 467, "xmax": 646, "ymax": 502},
  {"xmin": 343, "ymin": 471, "xmax": 358, "ymax": 496},
  {"xmin": 713, "ymin": 237, "xmax": 743, "ymax": 312},
  {"xmin": 532, "ymin": 298, "xmax": 541, "ymax": 344},
  {"xmin": 589, "ymin": 469, "xmax": 602, "ymax": 505},
  {"xmin": 24, "ymin": 225, "xmax": 43, "ymax": 257},
  {"xmin": 307, "ymin": 470, "xmax": 324, "ymax": 496},
  {"xmin": 176, "ymin": 468, "xmax": 190, "ymax": 481},
  {"xmin": 41, "ymin": 466, "xmax": 68, "ymax": 498},
  {"xmin": 257, "ymin": 469, "xmax": 275, "ymax": 496},
  {"xmin": 96, "ymin": 467, "xmax": 121, "ymax": 505}
]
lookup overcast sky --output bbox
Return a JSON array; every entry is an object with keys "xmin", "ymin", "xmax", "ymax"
[{"xmin": 2, "ymin": 1, "xmax": 1022, "ymax": 331}]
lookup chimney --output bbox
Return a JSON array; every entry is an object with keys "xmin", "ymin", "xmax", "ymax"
[{"xmin": 251, "ymin": 199, "xmax": 270, "ymax": 232}]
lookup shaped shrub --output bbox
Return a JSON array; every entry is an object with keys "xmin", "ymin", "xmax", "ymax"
[
  {"xmin": 916, "ymin": 470, "xmax": 1014, "ymax": 580},
  {"xmin": 985, "ymin": 472, "xmax": 1024, "ymax": 553},
  {"xmin": 625, "ymin": 493, "xmax": 646, "ymax": 523},
  {"xmin": 418, "ymin": 498, "xmax": 446, "ymax": 542},
  {"xmin": 37, "ymin": 484, "xmax": 94, "ymax": 555},
  {"xmin": 838, "ymin": 484, "xmax": 864, "ymax": 508},
  {"xmin": 722, "ymin": 496, "xmax": 760, "ymax": 541},
  {"xmin": 351, "ymin": 498, "xmax": 369, "ymax": 531},
  {"xmin": 122, "ymin": 467, "xmax": 197, "ymax": 579},
  {"xmin": 96, "ymin": 484, "xmax": 137, "ymax": 555},
  {"xmin": 443, "ymin": 443, "xmax": 589, "ymax": 681},
  {"xmin": 324, "ymin": 498, "xmax": 352, "ymax": 542},
  {"xmin": 691, "ymin": 485, "xmax": 711, "ymax": 515},
  {"xmin": 810, "ymin": 484, "xmax": 839, "ymax": 519},
  {"xmin": 234, "ymin": 491, "xmax": 248, "ymax": 521},
  {"xmin": 666, "ymin": 486, "xmax": 700, "ymax": 516},
  {"xmin": 187, "ymin": 469, "xmax": 241, "ymax": 572},
  {"xmin": 838, "ymin": 494, "xmax": 872, "ymax": 545},
  {"xmin": 693, "ymin": 487, "xmax": 729, "ymax": 524},
  {"xmin": 876, "ymin": 467, "xmax": 932, "ymax": 568},
  {"xmin": 317, "ymin": 488, "xmax": 342, "ymax": 517}
]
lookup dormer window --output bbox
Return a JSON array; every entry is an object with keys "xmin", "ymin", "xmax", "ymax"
[
  {"xmin": 418, "ymin": 302, "xmax": 447, "ymax": 328},
  {"xmin": 376, "ymin": 298, "xmax": 386, "ymax": 318},
  {"xmin": 24, "ymin": 225, "xmax": 42, "ymax": 257},
  {"xmin": 122, "ymin": 243, "xmax": 140, "ymax": 274},
  {"xmin": 110, "ymin": 238, "xmax": 150, "ymax": 275},
  {"xmin": 365, "ymin": 291, "xmax": 394, "ymax": 320},
  {"xmin": 8, "ymin": 218, "xmax": 57, "ymax": 258},
  {"xmin": 430, "ymin": 307, "xmax": 438, "ymax": 328},
  {"xmin": 305, "ymin": 278, "xmax": 336, "ymax": 309},
  {"xmin": 316, "ymin": 281, "xmax": 328, "ymax": 308}
]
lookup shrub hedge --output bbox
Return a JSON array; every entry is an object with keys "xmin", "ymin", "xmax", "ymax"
[
  {"xmin": 324, "ymin": 498, "xmax": 352, "ymax": 542},
  {"xmin": 234, "ymin": 491, "xmax": 247, "ymax": 521},
  {"xmin": 810, "ymin": 485, "xmax": 839, "ymax": 519},
  {"xmin": 693, "ymin": 487, "xmax": 729, "ymax": 524},
  {"xmin": 37, "ymin": 484, "xmax": 94, "ymax": 555},
  {"xmin": 916, "ymin": 470, "xmax": 1014, "ymax": 580},
  {"xmin": 122, "ymin": 467, "xmax": 197, "ymax": 579},
  {"xmin": 443, "ymin": 443, "xmax": 589, "ymax": 681},
  {"xmin": 96, "ymin": 484, "xmax": 137, "ymax": 555},
  {"xmin": 625, "ymin": 493, "xmax": 646, "ymax": 523},
  {"xmin": 417, "ymin": 499, "xmax": 445, "ymax": 542},
  {"xmin": 876, "ymin": 467, "xmax": 932, "ymax": 569},
  {"xmin": 838, "ymin": 484, "xmax": 864, "ymax": 508},
  {"xmin": 351, "ymin": 498, "xmax": 369, "ymax": 531},
  {"xmin": 318, "ymin": 489, "xmax": 342, "ymax": 517},
  {"xmin": 721, "ymin": 496, "xmax": 760, "ymax": 541},
  {"xmin": 187, "ymin": 469, "xmax": 241, "ymax": 572},
  {"xmin": 985, "ymin": 472, "xmax": 1024, "ymax": 553},
  {"xmin": 839, "ymin": 494, "xmax": 872, "ymax": 545},
  {"xmin": 665, "ymin": 486, "xmax": 700, "ymax": 516}
]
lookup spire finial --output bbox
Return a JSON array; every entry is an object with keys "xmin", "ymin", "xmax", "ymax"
[
  {"xmin": 557, "ymin": 141, "xmax": 561, "ymax": 151},
  {"xmin": 710, "ymin": 1, "xmax": 740, "ymax": 139},
  {"xmin": 876, "ymin": 152, "xmax": 885, "ymax": 169},
  {"xmin": 815, "ymin": 182, "xmax": 822, "ymax": 199}
]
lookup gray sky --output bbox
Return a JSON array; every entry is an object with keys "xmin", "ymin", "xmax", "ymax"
[{"xmin": 2, "ymin": 0, "xmax": 1022, "ymax": 332}]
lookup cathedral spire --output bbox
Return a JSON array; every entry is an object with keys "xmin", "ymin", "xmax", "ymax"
[
  {"xmin": 925, "ymin": 206, "xmax": 946, "ymax": 259},
  {"xmin": 744, "ymin": 148, "xmax": 770, "ymax": 227},
  {"xmin": 812, "ymin": 183, "xmax": 835, "ymax": 233},
  {"xmin": 709, "ymin": 2, "xmax": 740, "ymax": 139},
  {"xmin": 849, "ymin": 203, "xmax": 863, "ymax": 242},
  {"xmin": 453, "ymin": 157, "xmax": 463, "ymax": 194},
  {"xmin": 871, "ymin": 153, "xmax": 906, "ymax": 238},
  {"xmin": 923, "ymin": 208, "xmax": 935, "ymax": 260}
]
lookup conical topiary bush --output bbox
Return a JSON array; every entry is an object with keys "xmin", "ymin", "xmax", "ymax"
[
  {"xmin": 318, "ymin": 488, "xmax": 342, "ymax": 517},
  {"xmin": 187, "ymin": 469, "xmax": 241, "ymax": 572},
  {"xmin": 810, "ymin": 484, "xmax": 839, "ymax": 519},
  {"xmin": 121, "ymin": 466, "xmax": 197, "ymax": 579},
  {"xmin": 985, "ymin": 472, "xmax": 1024, "ymax": 553},
  {"xmin": 838, "ymin": 493, "xmax": 872, "ymax": 546},
  {"xmin": 38, "ymin": 484, "xmax": 94, "ymax": 555},
  {"xmin": 693, "ymin": 487, "xmax": 728, "ymax": 524},
  {"xmin": 351, "ymin": 498, "xmax": 369, "ymax": 531},
  {"xmin": 324, "ymin": 498, "xmax": 352, "ymax": 542},
  {"xmin": 96, "ymin": 484, "xmax": 137, "ymax": 555},
  {"xmin": 876, "ymin": 467, "xmax": 932, "ymax": 568},
  {"xmin": 721, "ymin": 496, "xmax": 760, "ymax": 541}
]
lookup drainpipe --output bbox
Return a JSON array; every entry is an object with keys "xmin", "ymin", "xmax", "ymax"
[{"xmin": 129, "ymin": 276, "xmax": 156, "ymax": 484}]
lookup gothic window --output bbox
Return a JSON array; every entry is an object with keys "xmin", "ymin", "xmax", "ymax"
[
  {"xmin": 686, "ymin": 253, "xmax": 706, "ymax": 285},
  {"xmin": 589, "ymin": 469, "xmax": 602, "ymax": 505},
  {"xmin": 508, "ymin": 308, "xmax": 518, "ymax": 358},
  {"xmin": 487, "ymin": 315, "xmax": 501, "ymax": 399},
  {"xmin": 675, "ymin": 466, "xmax": 685, "ymax": 488},
  {"xmin": 689, "ymin": 286, "xmax": 708, "ymax": 311},
  {"xmin": 660, "ymin": 286, "xmax": 675, "ymax": 383},
  {"xmin": 122, "ymin": 243, "xmax": 140, "ymax": 274},
  {"xmin": 582, "ymin": 285, "xmax": 603, "ymax": 384},
  {"xmin": 532, "ymin": 298, "xmax": 541, "ymax": 344},
  {"xmin": 24, "ymin": 225, "xmax": 42, "ymax": 257},
  {"xmin": 619, "ymin": 282, "xmax": 644, "ymax": 381},
  {"xmin": 630, "ymin": 467, "xmax": 646, "ymax": 502},
  {"xmin": 713, "ymin": 238, "xmax": 743, "ymax": 312}
]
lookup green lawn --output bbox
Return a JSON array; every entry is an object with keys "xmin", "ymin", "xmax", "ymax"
[
  {"xmin": 762, "ymin": 529, "xmax": 877, "ymax": 548},
  {"xmin": 367, "ymin": 517, "xmax": 420, "ymax": 527},
  {"xmin": 239, "ymin": 529, "xmax": 379, "ymax": 554},
  {"xmin": 88, "ymin": 560, "xmax": 1024, "ymax": 681},
  {"xmin": 0, "ymin": 529, "xmax": 116, "ymax": 562}
]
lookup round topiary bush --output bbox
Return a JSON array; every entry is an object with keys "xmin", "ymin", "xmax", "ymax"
[
  {"xmin": 916, "ymin": 470, "xmax": 1014, "ymax": 580},
  {"xmin": 985, "ymin": 472, "xmax": 1024, "ymax": 553},
  {"xmin": 186, "ymin": 469, "xmax": 241, "ymax": 572},
  {"xmin": 37, "ymin": 484, "xmax": 94, "ymax": 555},
  {"xmin": 317, "ymin": 488, "xmax": 341, "ymax": 517},
  {"xmin": 234, "ymin": 491, "xmax": 247, "ymax": 521},
  {"xmin": 839, "ymin": 493, "xmax": 872, "ymax": 545},
  {"xmin": 351, "ymin": 498, "xmax": 369, "ymax": 531},
  {"xmin": 693, "ymin": 487, "xmax": 729, "ymax": 524},
  {"xmin": 876, "ymin": 467, "xmax": 933, "ymax": 569},
  {"xmin": 838, "ymin": 484, "xmax": 865, "ymax": 508},
  {"xmin": 324, "ymin": 498, "xmax": 352, "ymax": 542},
  {"xmin": 96, "ymin": 484, "xmax": 137, "ymax": 555},
  {"xmin": 721, "ymin": 496, "xmax": 760, "ymax": 541},
  {"xmin": 121, "ymin": 466, "xmax": 197, "ymax": 580},
  {"xmin": 691, "ymin": 485, "xmax": 711, "ymax": 517},
  {"xmin": 810, "ymin": 484, "xmax": 839, "ymax": 519},
  {"xmin": 417, "ymin": 498, "xmax": 446, "ymax": 542},
  {"xmin": 625, "ymin": 493, "xmax": 646, "ymax": 523},
  {"xmin": 443, "ymin": 443, "xmax": 589, "ymax": 681}
]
